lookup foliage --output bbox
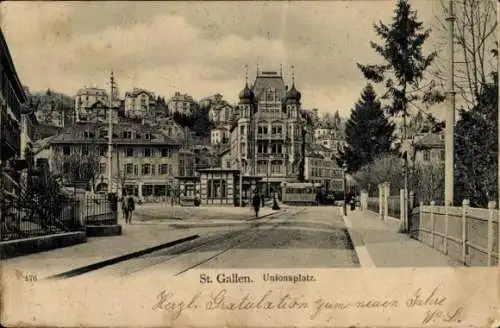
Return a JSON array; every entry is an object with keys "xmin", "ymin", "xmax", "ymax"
[
  {"xmin": 52, "ymin": 143, "xmax": 102, "ymax": 190},
  {"xmin": 353, "ymin": 153, "xmax": 404, "ymax": 195},
  {"xmin": 357, "ymin": 0, "xmax": 439, "ymax": 118},
  {"xmin": 454, "ymin": 72, "xmax": 498, "ymax": 207},
  {"xmin": 16, "ymin": 165, "xmax": 79, "ymax": 231},
  {"xmin": 30, "ymin": 89, "xmax": 75, "ymax": 126},
  {"xmin": 410, "ymin": 163, "xmax": 445, "ymax": 205},
  {"xmin": 339, "ymin": 84, "xmax": 395, "ymax": 173},
  {"xmin": 172, "ymin": 109, "xmax": 214, "ymax": 138}
]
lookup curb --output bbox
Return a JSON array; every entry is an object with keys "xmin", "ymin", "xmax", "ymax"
[
  {"xmin": 341, "ymin": 211, "xmax": 376, "ymax": 268},
  {"xmin": 47, "ymin": 234, "xmax": 199, "ymax": 280}
]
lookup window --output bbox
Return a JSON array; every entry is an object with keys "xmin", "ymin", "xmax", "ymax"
[
  {"xmin": 271, "ymin": 163, "xmax": 281, "ymax": 174},
  {"xmin": 240, "ymin": 126, "xmax": 245, "ymax": 135},
  {"xmin": 133, "ymin": 165, "xmax": 139, "ymax": 176},
  {"xmin": 423, "ymin": 150, "xmax": 430, "ymax": 161},
  {"xmin": 160, "ymin": 164, "xmax": 169, "ymax": 175},
  {"xmin": 439, "ymin": 149, "xmax": 445, "ymax": 161},
  {"xmin": 126, "ymin": 148, "xmax": 134, "ymax": 157},
  {"xmin": 142, "ymin": 163, "xmax": 151, "ymax": 175},
  {"xmin": 125, "ymin": 163, "xmax": 134, "ymax": 175},
  {"xmin": 151, "ymin": 164, "xmax": 156, "ymax": 175},
  {"xmin": 144, "ymin": 133, "xmax": 151, "ymax": 140},
  {"xmin": 63, "ymin": 147, "xmax": 71, "ymax": 155},
  {"xmin": 207, "ymin": 179, "xmax": 226, "ymax": 198},
  {"xmin": 143, "ymin": 185, "xmax": 153, "ymax": 197},
  {"xmin": 82, "ymin": 146, "xmax": 89, "ymax": 156},
  {"xmin": 226, "ymin": 160, "xmax": 231, "ymax": 169},
  {"xmin": 161, "ymin": 148, "xmax": 170, "ymax": 157},
  {"xmin": 144, "ymin": 148, "xmax": 151, "ymax": 157},
  {"xmin": 99, "ymin": 163, "xmax": 107, "ymax": 175},
  {"xmin": 99, "ymin": 147, "xmax": 107, "ymax": 156}
]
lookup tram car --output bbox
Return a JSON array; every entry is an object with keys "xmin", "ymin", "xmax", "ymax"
[{"xmin": 282, "ymin": 182, "xmax": 322, "ymax": 205}]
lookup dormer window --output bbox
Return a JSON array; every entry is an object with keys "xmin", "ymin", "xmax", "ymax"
[{"xmin": 144, "ymin": 133, "xmax": 151, "ymax": 140}]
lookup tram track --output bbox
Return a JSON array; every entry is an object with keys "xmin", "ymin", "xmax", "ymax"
[{"xmin": 118, "ymin": 208, "xmax": 305, "ymax": 277}]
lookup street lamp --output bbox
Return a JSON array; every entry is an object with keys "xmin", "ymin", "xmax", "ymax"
[{"xmin": 342, "ymin": 162, "xmax": 348, "ymax": 216}]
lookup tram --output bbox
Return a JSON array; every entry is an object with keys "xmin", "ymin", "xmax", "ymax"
[{"xmin": 282, "ymin": 182, "xmax": 322, "ymax": 205}]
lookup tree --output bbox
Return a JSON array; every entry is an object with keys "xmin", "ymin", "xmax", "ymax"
[
  {"xmin": 339, "ymin": 84, "xmax": 395, "ymax": 173},
  {"xmin": 433, "ymin": 0, "xmax": 497, "ymax": 109},
  {"xmin": 357, "ymin": 0, "xmax": 438, "ymax": 141},
  {"xmin": 454, "ymin": 71, "xmax": 498, "ymax": 207},
  {"xmin": 411, "ymin": 162, "xmax": 445, "ymax": 205},
  {"xmin": 357, "ymin": 0, "xmax": 438, "ymax": 221},
  {"xmin": 353, "ymin": 153, "xmax": 404, "ymax": 195}
]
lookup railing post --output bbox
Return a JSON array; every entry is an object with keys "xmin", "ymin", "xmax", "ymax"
[
  {"xmin": 400, "ymin": 189, "xmax": 405, "ymax": 221},
  {"xmin": 487, "ymin": 201, "xmax": 496, "ymax": 267},
  {"xmin": 462, "ymin": 199, "xmax": 469, "ymax": 264},
  {"xmin": 383, "ymin": 183, "xmax": 389, "ymax": 222},
  {"xmin": 444, "ymin": 202, "xmax": 449, "ymax": 255},
  {"xmin": 378, "ymin": 184, "xmax": 384, "ymax": 220},
  {"xmin": 430, "ymin": 201, "xmax": 436, "ymax": 248}
]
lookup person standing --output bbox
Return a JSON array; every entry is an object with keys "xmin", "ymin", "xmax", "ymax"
[{"xmin": 252, "ymin": 191, "xmax": 261, "ymax": 218}]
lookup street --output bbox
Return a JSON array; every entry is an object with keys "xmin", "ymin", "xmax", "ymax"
[{"xmin": 69, "ymin": 207, "xmax": 359, "ymax": 280}]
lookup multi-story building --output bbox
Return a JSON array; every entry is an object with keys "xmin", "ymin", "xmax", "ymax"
[
  {"xmin": 210, "ymin": 124, "xmax": 230, "ymax": 145},
  {"xmin": 229, "ymin": 69, "xmax": 306, "ymax": 195},
  {"xmin": 49, "ymin": 121, "xmax": 182, "ymax": 201},
  {"xmin": 207, "ymin": 94, "xmax": 235, "ymax": 124},
  {"xmin": 0, "ymin": 29, "xmax": 30, "ymax": 201},
  {"xmin": 313, "ymin": 122, "xmax": 345, "ymax": 157},
  {"xmin": 167, "ymin": 92, "xmax": 198, "ymax": 116},
  {"xmin": 124, "ymin": 88, "xmax": 156, "ymax": 119},
  {"xmin": 411, "ymin": 132, "xmax": 445, "ymax": 166},
  {"xmin": 74, "ymin": 87, "xmax": 109, "ymax": 122},
  {"xmin": 304, "ymin": 144, "xmax": 343, "ymax": 192}
]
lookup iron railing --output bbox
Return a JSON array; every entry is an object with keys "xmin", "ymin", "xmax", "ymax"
[
  {"xmin": 367, "ymin": 197, "xmax": 379, "ymax": 213},
  {"xmin": 1, "ymin": 197, "xmax": 84, "ymax": 241},
  {"xmin": 387, "ymin": 195, "xmax": 401, "ymax": 219},
  {"xmin": 84, "ymin": 195, "xmax": 118, "ymax": 225}
]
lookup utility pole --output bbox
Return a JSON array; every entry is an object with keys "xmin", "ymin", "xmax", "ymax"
[
  {"xmin": 497, "ymin": 0, "xmax": 500, "ymax": 268},
  {"xmin": 107, "ymin": 70, "xmax": 116, "ymax": 194},
  {"xmin": 445, "ymin": 0, "xmax": 456, "ymax": 206}
]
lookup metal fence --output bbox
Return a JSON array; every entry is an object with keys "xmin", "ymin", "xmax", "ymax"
[
  {"xmin": 367, "ymin": 197, "xmax": 379, "ymax": 213},
  {"xmin": 1, "ymin": 197, "xmax": 84, "ymax": 242},
  {"xmin": 84, "ymin": 195, "xmax": 118, "ymax": 226},
  {"xmin": 387, "ymin": 195, "xmax": 401, "ymax": 219}
]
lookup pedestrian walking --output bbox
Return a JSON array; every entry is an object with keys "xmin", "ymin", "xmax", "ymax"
[
  {"xmin": 252, "ymin": 191, "xmax": 261, "ymax": 218},
  {"xmin": 121, "ymin": 192, "xmax": 136, "ymax": 224}
]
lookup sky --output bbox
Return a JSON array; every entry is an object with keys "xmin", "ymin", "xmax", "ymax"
[{"xmin": 1, "ymin": 1, "xmax": 449, "ymax": 118}]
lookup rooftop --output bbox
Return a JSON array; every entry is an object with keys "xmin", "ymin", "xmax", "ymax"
[
  {"xmin": 49, "ymin": 121, "xmax": 181, "ymax": 146},
  {"xmin": 413, "ymin": 132, "xmax": 445, "ymax": 149}
]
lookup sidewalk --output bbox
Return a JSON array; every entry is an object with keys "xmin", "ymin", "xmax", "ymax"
[
  {"xmin": 341, "ymin": 208, "xmax": 464, "ymax": 267},
  {"xmin": 1, "ymin": 223, "xmax": 205, "ymax": 279},
  {"xmin": 2, "ymin": 206, "xmax": 284, "ymax": 280}
]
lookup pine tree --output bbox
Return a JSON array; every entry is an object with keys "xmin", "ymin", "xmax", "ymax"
[{"xmin": 339, "ymin": 84, "xmax": 395, "ymax": 173}]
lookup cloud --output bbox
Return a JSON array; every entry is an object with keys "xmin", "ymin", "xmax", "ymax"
[{"xmin": 0, "ymin": 1, "xmax": 446, "ymax": 118}]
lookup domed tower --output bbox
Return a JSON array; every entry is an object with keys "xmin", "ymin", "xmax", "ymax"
[
  {"xmin": 285, "ymin": 66, "xmax": 302, "ymax": 177},
  {"xmin": 237, "ymin": 68, "xmax": 256, "ymax": 174}
]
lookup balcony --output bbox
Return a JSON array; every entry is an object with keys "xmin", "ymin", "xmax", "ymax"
[
  {"xmin": 256, "ymin": 133, "xmax": 286, "ymax": 140},
  {"xmin": 270, "ymin": 134, "xmax": 285, "ymax": 140},
  {"xmin": 1, "ymin": 109, "xmax": 21, "ymax": 160},
  {"xmin": 256, "ymin": 153, "xmax": 285, "ymax": 160}
]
